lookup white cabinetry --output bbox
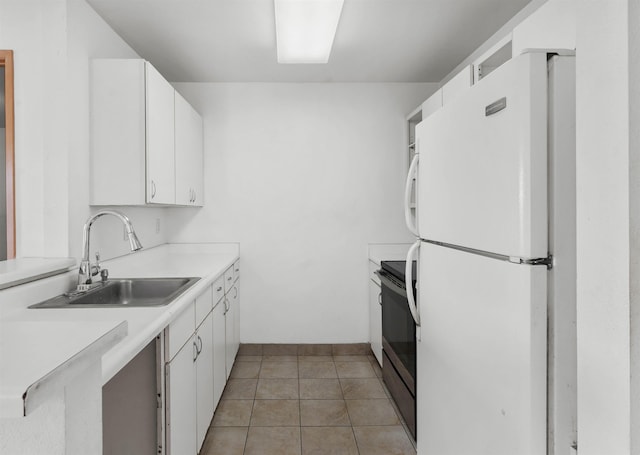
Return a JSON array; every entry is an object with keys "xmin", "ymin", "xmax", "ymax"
[
  {"xmin": 90, "ymin": 59, "xmax": 203, "ymax": 206},
  {"xmin": 212, "ymin": 277, "xmax": 227, "ymax": 410},
  {"xmin": 166, "ymin": 333, "xmax": 196, "ymax": 455},
  {"xmin": 195, "ymin": 313, "xmax": 214, "ymax": 449},
  {"xmin": 165, "ymin": 286, "xmax": 215, "ymax": 455},
  {"xmin": 369, "ymin": 261, "xmax": 382, "ymax": 366},
  {"xmin": 175, "ymin": 91, "xmax": 204, "ymax": 206},
  {"xmin": 145, "ymin": 62, "xmax": 176, "ymax": 204},
  {"xmin": 223, "ymin": 262, "xmax": 240, "ymax": 379}
]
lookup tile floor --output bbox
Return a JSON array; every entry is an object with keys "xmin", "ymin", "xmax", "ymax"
[{"xmin": 199, "ymin": 344, "xmax": 416, "ymax": 455}]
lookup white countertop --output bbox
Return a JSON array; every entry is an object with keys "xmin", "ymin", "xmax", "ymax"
[
  {"xmin": 0, "ymin": 257, "xmax": 76, "ymax": 290},
  {"xmin": 0, "ymin": 320, "xmax": 127, "ymax": 418},
  {"xmin": 368, "ymin": 243, "xmax": 413, "ymax": 266},
  {"xmin": 0, "ymin": 243, "xmax": 239, "ymax": 416}
]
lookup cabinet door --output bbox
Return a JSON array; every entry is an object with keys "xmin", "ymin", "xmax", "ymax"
[
  {"xmin": 224, "ymin": 281, "xmax": 240, "ymax": 379},
  {"xmin": 166, "ymin": 335, "xmax": 197, "ymax": 455},
  {"xmin": 145, "ymin": 62, "xmax": 175, "ymax": 204},
  {"xmin": 196, "ymin": 312, "xmax": 214, "ymax": 451},
  {"xmin": 369, "ymin": 278, "xmax": 382, "ymax": 366},
  {"xmin": 175, "ymin": 91, "xmax": 204, "ymax": 206},
  {"xmin": 212, "ymin": 300, "xmax": 227, "ymax": 409},
  {"xmin": 233, "ymin": 280, "xmax": 240, "ymax": 359},
  {"xmin": 224, "ymin": 294, "xmax": 236, "ymax": 380}
]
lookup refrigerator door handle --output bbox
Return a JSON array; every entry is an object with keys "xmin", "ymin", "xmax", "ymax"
[
  {"xmin": 404, "ymin": 154, "xmax": 419, "ymax": 236},
  {"xmin": 405, "ymin": 240, "xmax": 421, "ymax": 328}
]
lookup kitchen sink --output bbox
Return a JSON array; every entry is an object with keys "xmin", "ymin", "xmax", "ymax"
[{"xmin": 29, "ymin": 277, "xmax": 200, "ymax": 309}]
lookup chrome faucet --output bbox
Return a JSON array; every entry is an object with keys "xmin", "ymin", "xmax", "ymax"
[{"xmin": 77, "ymin": 210, "xmax": 143, "ymax": 290}]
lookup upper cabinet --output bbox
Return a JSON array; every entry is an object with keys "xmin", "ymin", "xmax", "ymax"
[
  {"xmin": 90, "ymin": 59, "xmax": 204, "ymax": 206},
  {"xmin": 145, "ymin": 62, "xmax": 176, "ymax": 205},
  {"xmin": 175, "ymin": 91, "xmax": 204, "ymax": 206}
]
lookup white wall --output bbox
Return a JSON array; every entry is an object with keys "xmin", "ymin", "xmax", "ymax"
[
  {"xmin": 576, "ymin": 1, "xmax": 631, "ymax": 454},
  {"xmin": 167, "ymin": 83, "xmax": 435, "ymax": 343},
  {"xmin": 0, "ymin": 0, "xmax": 68, "ymax": 257},
  {"xmin": 629, "ymin": 0, "xmax": 640, "ymax": 452},
  {"xmin": 0, "ymin": 0, "xmax": 168, "ymax": 261}
]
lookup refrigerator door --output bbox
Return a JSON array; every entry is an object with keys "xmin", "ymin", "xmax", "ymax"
[
  {"xmin": 417, "ymin": 242, "xmax": 546, "ymax": 455},
  {"xmin": 417, "ymin": 52, "xmax": 548, "ymax": 259}
]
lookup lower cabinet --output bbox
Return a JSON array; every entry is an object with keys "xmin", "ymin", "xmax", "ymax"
[
  {"xmin": 224, "ymin": 275, "xmax": 240, "ymax": 379},
  {"xmin": 212, "ymin": 297, "xmax": 227, "ymax": 409},
  {"xmin": 165, "ymin": 289, "xmax": 214, "ymax": 455},
  {"xmin": 163, "ymin": 263, "xmax": 241, "ymax": 455},
  {"xmin": 195, "ymin": 312, "xmax": 214, "ymax": 449},
  {"xmin": 166, "ymin": 333, "xmax": 197, "ymax": 455}
]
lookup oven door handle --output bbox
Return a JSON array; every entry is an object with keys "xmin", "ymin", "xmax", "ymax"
[{"xmin": 375, "ymin": 270, "xmax": 407, "ymax": 298}]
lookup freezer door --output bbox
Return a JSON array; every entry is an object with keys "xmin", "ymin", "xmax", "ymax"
[
  {"xmin": 417, "ymin": 242, "xmax": 546, "ymax": 455},
  {"xmin": 417, "ymin": 52, "xmax": 548, "ymax": 259}
]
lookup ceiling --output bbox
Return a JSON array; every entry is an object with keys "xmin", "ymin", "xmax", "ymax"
[{"xmin": 86, "ymin": 0, "xmax": 533, "ymax": 83}]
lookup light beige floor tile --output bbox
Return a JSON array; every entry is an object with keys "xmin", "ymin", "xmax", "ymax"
[
  {"xmin": 250, "ymin": 399, "xmax": 300, "ymax": 426},
  {"xmin": 200, "ymin": 427, "xmax": 247, "ymax": 455},
  {"xmin": 333, "ymin": 355, "xmax": 371, "ymax": 362},
  {"xmin": 301, "ymin": 427, "xmax": 358, "ymax": 455},
  {"xmin": 332, "ymin": 343, "xmax": 370, "ymax": 356},
  {"xmin": 256, "ymin": 379, "xmax": 299, "ymax": 399},
  {"xmin": 262, "ymin": 344, "xmax": 299, "ymax": 356},
  {"xmin": 244, "ymin": 427, "xmax": 301, "ymax": 455},
  {"xmin": 236, "ymin": 355, "xmax": 263, "ymax": 362},
  {"xmin": 298, "ymin": 355, "xmax": 334, "ymax": 363},
  {"xmin": 238, "ymin": 344, "xmax": 263, "ymax": 356},
  {"xmin": 298, "ymin": 344, "xmax": 333, "ymax": 356},
  {"xmin": 230, "ymin": 361, "xmax": 261, "ymax": 379},
  {"xmin": 263, "ymin": 355, "xmax": 298, "ymax": 362},
  {"xmin": 353, "ymin": 426, "xmax": 416, "ymax": 455},
  {"xmin": 340, "ymin": 378, "xmax": 387, "ymax": 399},
  {"xmin": 335, "ymin": 361, "xmax": 376, "ymax": 378},
  {"xmin": 212, "ymin": 400, "xmax": 253, "ymax": 427},
  {"xmin": 222, "ymin": 378, "xmax": 258, "ymax": 399},
  {"xmin": 345, "ymin": 399, "xmax": 400, "ymax": 426},
  {"xmin": 299, "ymin": 361, "xmax": 338, "ymax": 379},
  {"xmin": 370, "ymin": 358, "xmax": 383, "ymax": 378},
  {"xmin": 300, "ymin": 400, "xmax": 351, "ymax": 426},
  {"xmin": 299, "ymin": 379, "xmax": 343, "ymax": 399},
  {"xmin": 259, "ymin": 361, "xmax": 299, "ymax": 378}
]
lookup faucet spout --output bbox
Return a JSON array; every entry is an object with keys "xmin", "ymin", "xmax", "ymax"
[{"xmin": 78, "ymin": 210, "xmax": 143, "ymax": 288}]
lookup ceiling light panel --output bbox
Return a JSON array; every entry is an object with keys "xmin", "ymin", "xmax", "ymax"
[{"xmin": 274, "ymin": 0, "xmax": 344, "ymax": 64}]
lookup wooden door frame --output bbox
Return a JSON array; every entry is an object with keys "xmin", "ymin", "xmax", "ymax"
[{"xmin": 1, "ymin": 50, "xmax": 15, "ymax": 259}]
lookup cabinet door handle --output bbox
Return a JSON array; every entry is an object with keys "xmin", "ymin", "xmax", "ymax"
[
  {"xmin": 233, "ymin": 287, "xmax": 238, "ymax": 299},
  {"xmin": 378, "ymin": 292, "xmax": 382, "ymax": 306},
  {"xmin": 193, "ymin": 341, "xmax": 198, "ymax": 362},
  {"xmin": 151, "ymin": 180, "xmax": 157, "ymax": 199},
  {"xmin": 196, "ymin": 335, "xmax": 203, "ymax": 354},
  {"xmin": 216, "ymin": 286, "xmax": 222, "ymax": 292},
  {"xmin": 227, "ymin": 276, "xmax": 233, "ymax": 282}
]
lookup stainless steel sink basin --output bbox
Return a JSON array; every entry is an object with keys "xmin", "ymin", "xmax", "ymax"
[{"xmin": 29, "ymin": 277, "xmax": 200, "ymax": 309}]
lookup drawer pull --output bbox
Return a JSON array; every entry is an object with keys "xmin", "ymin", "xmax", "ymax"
[{"xmin": 216, "ymin": 286, "xmax": 222, "ymax": 292}]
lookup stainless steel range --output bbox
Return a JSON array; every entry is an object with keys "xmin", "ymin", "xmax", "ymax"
[{"xmin": 376, "ymin": 260, "xmax": 416, "ymax": 440}]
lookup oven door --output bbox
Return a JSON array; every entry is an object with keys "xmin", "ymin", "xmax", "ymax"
[{"xmin": 377, "ymin": 269, "xmax": 416, "ymax": 393}]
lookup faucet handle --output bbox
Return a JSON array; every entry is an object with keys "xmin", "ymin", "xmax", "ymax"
[
  {"xmin": 100, "ymin": 268, "xmax": 109, "ymax": 283},
  {"xmin": 90, "ymin": 252, "xmax": 102, "ymax": 277}
]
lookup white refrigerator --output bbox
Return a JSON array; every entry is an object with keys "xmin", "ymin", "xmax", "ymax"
[{"xmin": 404, "ymin": 51, "xmax": 577, "ymax": 455}]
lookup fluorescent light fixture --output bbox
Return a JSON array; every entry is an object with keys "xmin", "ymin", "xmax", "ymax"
[{"xmin": 274, "ymin": 0, "xmax": 344, "ymax": 64}]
